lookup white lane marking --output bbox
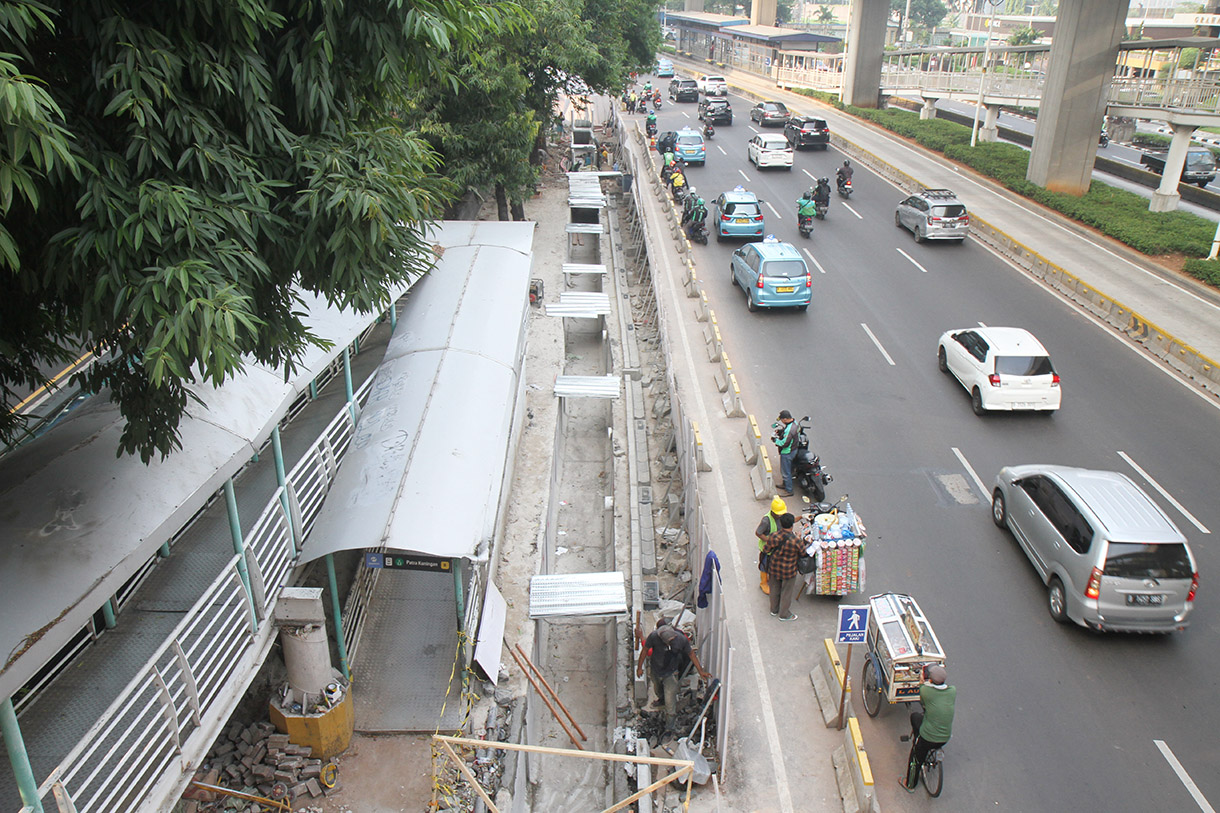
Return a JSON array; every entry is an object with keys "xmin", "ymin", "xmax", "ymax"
[
  {"xmin": 1155, "ymin": 740, "xmax": 1216, "ymax": 813},
  {"xmin": 802, "ymin": 168, "xmax": 817, "ymax": 182},
  {"xmin": 842, "ymin": 202, "xmax": 863, "ymax": 220},
  {"xmin": 1117, "ymin": 451, "xmax": 1211, "ymax": 534},
  {"xmin": 717, "ymin": 145, "xmax": 727, "ymax": 155},
  {"xmin": 765, "ymin": 200, "xmax": 783, "ymax": 219},
  {"xmin": 681, "ymin": 111, "xmax": 690, "ymax": 118},
  {"xmin": 978, "ymin": 321, "xmax": 988, "ymax": 327},
  {"xmin": 802, "ymin": 248, "xmax": 826, "ymax": 274},
  {"xmin": 738, "ymin": 169, "xmax": 751, "ymax": 182},
  {"xmin": 861, "ymin": 323, "xmax": 896, "ymax": 366},
  {"xmin": 952, "ymin": 447, "xmax": 988, "ymax": 498},
  {"xmin": 896, "ymin": 247, "xmax": 928, "ymax": 273},
  {"xmin": 748, "ymin": 125, "xmax": 760, "ymax": 134}
]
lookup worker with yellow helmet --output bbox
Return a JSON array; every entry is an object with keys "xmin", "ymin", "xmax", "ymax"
[{"xmin": 753, "ymin": 495, "xmax": 787, "ymax": 594}]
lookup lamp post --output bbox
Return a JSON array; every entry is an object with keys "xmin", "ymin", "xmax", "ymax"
[{"xmin": 970, "ymin": 0, "xmax": 1001, "ymax": 148}]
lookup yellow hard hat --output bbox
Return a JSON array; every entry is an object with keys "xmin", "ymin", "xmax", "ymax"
[{"xmin": 770, "ymin": 496, "xmax": 787, "ymax": 514}]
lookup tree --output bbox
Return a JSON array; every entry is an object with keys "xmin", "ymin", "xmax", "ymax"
[
  {"xmin": 1008, "ymin": 25, "xmax": 1039, "ymax": 46},
  {"xmin": 0, "ymin": 0, "xmax": 517, "ymax": 460},
  {"xmin": 817, "ymin": 5, "xmax": 838, "ymax": 26},
  {"xmin": 893, "ymin": 0, "xmax": 948, "ymax": 42}
]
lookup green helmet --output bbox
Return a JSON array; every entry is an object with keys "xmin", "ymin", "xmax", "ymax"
[{"xmin": 696, "ymin": 197, "xmax": 704, "ymax": 206}]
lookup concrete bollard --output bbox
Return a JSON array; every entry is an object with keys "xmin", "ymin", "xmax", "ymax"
[
  {"xmin": 722, "ymin": 372, "xmax": 746, "ymax": 418},
  {"xmin": 703, "ymin": 318, "xmax": 723, "ymax": 362},
  {"xmin": 712, "ymin": 352, "xmax": 732, "ymax": 393},
  {"xmin": 748, "ymin": 446, "xmax": 774, "ymax": 500},
  {"xmin": 691, "ymin": 421, "xmax": 713, "ymax": 472},
  {"xmin": 739, "ymin": 414, "xmax": 763, "ymax": 465},
  {"xmin": 809, "ymin": 638, "xmax": 849, "ymax": 727},
  {"xmin": 842, "ymin": 718, "xmax": 877, "ymax": 813},
  {"xmin": 684, "ymin": 263, "xmax": 700, "ymax": 298},
  {"xmin": 695, "ymin": 291, "xmax": 710, "ymax": 322}
]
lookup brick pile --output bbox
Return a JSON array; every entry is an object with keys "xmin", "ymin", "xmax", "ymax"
[{"xmin": 184, "ymin": 721, "xmax": 336, "ymax": 811}]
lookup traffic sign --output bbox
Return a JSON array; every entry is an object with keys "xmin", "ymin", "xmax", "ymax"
[
  {"xmin": 836, "ymin": 604, "xmax": 869, "ymax": 644},
  {"xmin": 364, "ymin": 552, "xmax": 451, "ymax": 572}
]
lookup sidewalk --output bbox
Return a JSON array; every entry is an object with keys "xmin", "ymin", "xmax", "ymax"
[{"xmin": 686, "ymin": 57, "xmax": 1220, "ymax": 395}]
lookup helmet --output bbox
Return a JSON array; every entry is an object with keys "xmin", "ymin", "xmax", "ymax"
[
  {"xmin": 696, "ymin": 197, "xmax": 704, "ymax": 206},
  {"xmin": 925, "ymin": 665, "xmax": 947, "ymax": 685},
  {"xmin": 819, "ymin": 177, "xmax": 829, "ymax": 184},
  {"xmin": 843, "ymin": 159, "xmax": 851, "ymax": 166},
  {"xmin": 770, "ymin": 496, "xmax": 787, "ymax": 514}
]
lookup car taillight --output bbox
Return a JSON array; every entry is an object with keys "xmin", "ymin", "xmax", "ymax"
[
  {"xmin": 756, "ymin": 275, "xmax": 764, "ymax": 289},
  {"xmin": 1188, "ymin": 572, "xmax": 1198, "ymax": 602},
  {"xmin": 753, "ymin": 214, "xmax": 764, "ymax": 221},
  {"xmin": 927, "ymin": 216, "xmax": 936, "ymax": 224},
  {"xmin": 806, "ymin": 272, "xmax": 812, "ymax": 289},
  {"xmin": 1051, "ymin": 373, "xmax": 1060, "ymax": 386},
  {"xmin": 1085, "ymin": 567, "xmax": 1103, "ymax": 600},
  {"xmin": 988, "ymin": 373, "xmax": 1001, "ymax": 387},
  {"xmin": 961, "ymin": 215, "xmax": 970, "ymax": 224},
  {"xmin": 721, "ymin": 213, "xmax": 731, "ymax": 221}
]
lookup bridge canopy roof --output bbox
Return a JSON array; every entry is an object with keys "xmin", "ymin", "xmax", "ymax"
[
  {"xmin": 666, "ymin": 11, "xmax": 748, "ymax": 31},
  {"xmin": 729, "ymin": 24, "xmax": 838, "ymax": 48},
  {"xmin": 1119, "ymin": 36, "xmax": 1220, "ymax": 51}
]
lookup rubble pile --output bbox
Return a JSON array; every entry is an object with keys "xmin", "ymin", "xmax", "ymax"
[{"xmin": 183, "ymin": 721, "xmax": 335, "ymax": 811}]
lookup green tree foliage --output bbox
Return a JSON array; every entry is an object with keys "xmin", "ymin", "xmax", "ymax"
[
  {"xmin": 1008, "ymin": 25, "xmax": 1038, "ymax": 46},
  {"xmin": 892, "ymin": 0, "xmax": 948, "ymax": 42},
  {"xmin": 0, "ymin": 0, "xmax": 516, "ymax": 460}
]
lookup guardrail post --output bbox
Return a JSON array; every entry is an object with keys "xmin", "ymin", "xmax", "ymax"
[
  {"xmin": 325, "ymin": 553, "xmax": 351, "ymax": 679},
  {"xmin": 224, "ymin": 479, "xmax": 258, "ymax": 627},
  {"xmin": 271, "ymin": 426, "xmax": 297, "ymax": 552},
  {"xmin": 343, "ymin": 348, "xmax": 356, "ymax": 423},
  {"xmin": 1, "ymin": 698, "xmax": 43, "ymax": 813},
  {"xmin": 101, "ymin": 599, "xmax": 117, "ymax": 630}
]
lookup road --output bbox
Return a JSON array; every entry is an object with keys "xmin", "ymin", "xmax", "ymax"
[{"xmin": 646, "ymin": 79, "xmax": 1220, "ymax": 812}]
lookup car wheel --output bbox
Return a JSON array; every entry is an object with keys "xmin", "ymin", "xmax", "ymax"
[
  {"xmin": 914, "ymin": 226, "xmax": 926, "ymax": 243},
  {"xmin": 747, "ymin": 291, "xmax": 758, "ymax": 312},
  {"xmin": 971, "ymin": 388, "xmax": 986, "ymax": 416},
  {"xmin": 895, "ymin": 212, "xmax": 904, "ymax": 230},
  {"xmin": 822, "ymin": 144, "xmax": 830, "ymax": 151},
  {"xmin": 955, "ymin": 238, "xmax": 966, "ymax": 244},
  {"xmin": 937, "ymin": 346, "xmax": 948, "ymax": 373},
  {"xmin": 716, "ymin": 229, "xmax": 724, "ymax": 243},
  {"xmin": 729, "ymin": 264, "xmax": 736, "ymax": 288},
  {"xmin": 991, "ymin": 488, "xmax": 1007, "ymax": 528},
  {"xmin": 1047, "ymin": 577, "xmax": 1069, "ymax": 624},
  {"xmin": 797, "ymin": 304, "xmax": 808, "ymax": 313}
]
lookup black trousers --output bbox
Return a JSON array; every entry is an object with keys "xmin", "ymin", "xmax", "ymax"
[{"xmin": 906, "ymin": 710, "xmax": 947, "ymax": 786}]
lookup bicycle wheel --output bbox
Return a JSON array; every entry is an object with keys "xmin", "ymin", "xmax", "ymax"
[
  {"xmin": 921, "ymin": 749, "xmax": 943, "ymax": 797},
  {"xmin": 861, "ymin": 659, "xmax": 881, "ymax": 718}
]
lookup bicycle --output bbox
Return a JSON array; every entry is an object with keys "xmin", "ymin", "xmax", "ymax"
[{"xmin": 900, "ymin": 732, "xmax": 945, "ymax": 797}]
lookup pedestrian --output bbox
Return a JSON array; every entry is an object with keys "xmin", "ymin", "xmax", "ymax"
[
  {"xmin": 772, "ymin": 410, "xmax": 798, "ymax": 496},
  {"xmin": 628, "ymin": 92, "xmax": 637, "ymax": 114},
  {"xmin": 636, "ymin": 619, "xmax": 711, "ymax": 730},
  {"xmin": 901, "ymin": 665, "xmax": 956, "ymax": 792},
  {"xmin": 762, "ymin": 512, "xmax": 805, "ymax": 621},
  {"xmin": 754, "ymin": 495, "xmax": 786, "ymax": 595}
]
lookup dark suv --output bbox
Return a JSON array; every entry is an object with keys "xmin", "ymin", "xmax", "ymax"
[
  {"xmin": 698, "ymin": 97, "xmax": 733, "ymax": 124},
  {"xmin": 784, "ymin": 116, "xmax": 830, "ymax": 150},
  {"xmin": 750, "ymin": 101, "xmax": 790, "ymax": 127},
  {"xmin": 668, "ymin": 78, "xmax": 699, "ymax": 102}
]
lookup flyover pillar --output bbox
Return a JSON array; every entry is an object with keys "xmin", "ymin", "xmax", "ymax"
[
  {"xmin": 750, "ymin": 0, "xmax": 776, "ymax": 27},
  {"xmin": 920, "ymin": 96, "xmax": 938, "ymax": 120},
  {"xmin": 1150, "ymin": 123, "xmax": 1197, "ymax": 212},
  {"xmin": 842, "ymin": 0, "xmax": 888, "ymax": 108},
  {"xmin": 683, "ymin": 0, "xmax": 704, "ymax": 11},
  {"xmin": 1026, "ymin": 0, "xmax": 1129, "ymax": 194},
  {"xmin": 980, "ymin": 103, "xmax": 1001, "ymax": 142}
]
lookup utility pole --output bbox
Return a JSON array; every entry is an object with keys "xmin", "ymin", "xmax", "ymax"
[{"xmin": 970, "ymin": 0, "xmax": 1000, "ymax": 147}]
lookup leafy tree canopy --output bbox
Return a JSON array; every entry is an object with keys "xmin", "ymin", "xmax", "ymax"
[{"xmin": 0, "ymin": 0, "xmax": 519, "ymax": 460}]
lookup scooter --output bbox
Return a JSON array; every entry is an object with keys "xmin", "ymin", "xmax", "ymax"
[
  {"xmin": 646, "ymin": 120, "xmax": 658, "ymax": 138},
  {"xmin": 798, "ymin": 213, "xmax": 814, "ymax": 238},
  {"xmin": 837, "ymin": 177, "xmax": 853, "ymax": 198},
  {"xmin": 703, "ymin": 122, "xmax": 715, "ymax": 139},
  {"xmin": 1099, "ymin": 130, "xmax": 1110, "ymax": 148},
  {"xmin": 792, "ymin": 416, "xmax": 831, "ymax": 502},
  {"xmin": 686, "ymin": 219, "xmax": 709, "ymax": 245},
  {"xmin": 814, "ymin": 200, "xmax": 829, "ymax": 220}
]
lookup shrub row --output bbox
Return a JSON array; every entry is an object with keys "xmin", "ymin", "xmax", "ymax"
[{"xmin": 790, "ymin": 93, "xmax": 1217, "ymax": 276}]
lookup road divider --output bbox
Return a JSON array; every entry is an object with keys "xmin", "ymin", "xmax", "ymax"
[
  {"xmin": 713, "ymin": 352, "xmax": 733, "ymax": 393},
  {"xmin": 808, "ymin": 638, "xmax": 879, "ymax": 813},
  {"xmin": 721, "ymin": 373, "xmax": 745, "ymax": 418},
  {"xmin": 748, "ymin": 446, "xmax": 774, "ymax": 500},
  {"xmin": 703, "ymin": 315, "xmax": 723, "ymax": 362},
  {"xmin": 691, "ymin": 421, "xmax": 712, "ymax": 472},
  {"xmin": 740, "ymin": 415, "xmax": 764, "ymax": 465}
]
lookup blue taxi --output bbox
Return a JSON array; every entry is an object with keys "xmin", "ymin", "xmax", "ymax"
[
  {"xmin": 713, "ymin": 186, "xmax": 765, "ymax": 242},
  {"xmin": 673, "ymin": 127, "xmax": 706, "ymax": 166},
  {"xmin": 729, "ymin": 236, "xmax": 811, "ymax": 312}
]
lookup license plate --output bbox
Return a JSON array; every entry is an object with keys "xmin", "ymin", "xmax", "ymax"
[
  {"xmin": 1127, "ymin": 594, "xmax": 1164, "ymax": 606},
  {"xmin": 775, "ymin": 286, "xmax": 795, "ymax": 293},
  {"xmin": 734, "ymin": 218, "xmax": 749, "ymax": 224}
]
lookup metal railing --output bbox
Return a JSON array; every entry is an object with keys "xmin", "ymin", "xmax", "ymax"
[{"xmin": 32, "ymin": 376, "xmax": 374, "ymax": 813}]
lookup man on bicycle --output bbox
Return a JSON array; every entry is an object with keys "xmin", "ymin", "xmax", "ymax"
[{"xmin": 901, "ymin": 664, "xmax": 955, "ymax": 792}]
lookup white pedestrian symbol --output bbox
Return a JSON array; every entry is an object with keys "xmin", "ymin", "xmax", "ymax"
[{"xmin": 848, "ymin": 610, "xmax": 862, "ymax": 630}]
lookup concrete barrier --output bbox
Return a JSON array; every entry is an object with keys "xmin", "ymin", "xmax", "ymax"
[
  {"xmin": 684, "ymin": 261, "xmax": 700, "ymax": 298},
  {"xmin": 695, "ymin": 291, "xmax": 710, "ymax": 322},
  {"xmin": 809, "ymin": 637, "xmax": 849, "ymax": 727},
  {"xmin": 740, "ymin": 415, "xmax": 763, "ymax": 465},
  {"xmin": 748, "ymin": 446, "xmax": 774, "ymax": 500},
  {"xmin": 722, "ymin": 372, "xmax": 746, "ymax": 418},
  {"xmin": 691, "ymin": 421, "xmax": 713, "ymax": 472},
  {"xmin": 712, "ymin": 351, "xmax": 732, "ymax": 393},
  {"xmin": 703, "ymin": 317, "xmax": 723, "ymax": 362},
  {"xmin": 841, "ymin": 717, "xmax": 878, "ymax": 813}
]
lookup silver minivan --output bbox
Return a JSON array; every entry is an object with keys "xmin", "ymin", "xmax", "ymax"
[{"xmin": 992, "ymin": 465, "xmax": 1198, "ymax": 633}]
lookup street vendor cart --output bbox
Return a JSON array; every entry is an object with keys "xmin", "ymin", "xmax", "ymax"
[
  {"xmin": 859, "ymin": 592, "xmax": 946, "ymax": 717},
  {"xmin": 799, "ymin": 500, "xmax": 866, "ymax": 597}
]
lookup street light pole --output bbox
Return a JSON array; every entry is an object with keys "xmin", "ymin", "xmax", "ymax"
[{"xmin": 970, "ymin": 1, "xmax": 999, "ymax": 148}]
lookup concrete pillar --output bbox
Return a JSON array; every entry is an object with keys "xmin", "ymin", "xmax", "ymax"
[
  {"xmin": 842, "ymin": 0, "xmax": 889, "ymax": 108},
  {"xmin": 1150, "ymin": 123, "xmax": 1196, "ymax": 212},
  {"xmin": 1026, "ymin": 0, "xmax": 1129, "ymax": 194},
  {"xmin": 750, "ymin": 0, "xmax": 776, "ymax": 27},
  {"xmin": 980, "ymin": 103, "xmax": 1001, "ymax": 142},
  {"xmin": 683, "ymin": 0, "xmax": 704, "ymax": 10},
  {"xmin": 920, "ymin": 96, "xmax": 938, "ymax": 120}
]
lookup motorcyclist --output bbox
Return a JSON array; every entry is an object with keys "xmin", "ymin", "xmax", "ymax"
[
  {"xmin": 703, "ymin": 120, "xmax": 715, "ymax": 138},
  {"xmin": 644, "ymin": 81, "xmax": 653, "ymax": 95},
  {"xmin": 646, "ymin": 111, "xmax": 657, "ymax": 136},
  {"xmin": 797, "ymin": 189, "xmax": 818, "ymax": 224},
  {"xmin": 670, "ymin": 169, "xmax": 687, "ymax": 198},
  {"xmin": 813, "ymin": 177, "xmax": 831, "ymax": 207},
  {"xmin": 684, "ymin": 196, "xmax": 707, "ymax": 238},
  {"xmin": 662, "ymin": 150, "xmax": 675, "ymax": 168},
  {"xmin": 836, "ymin": 159, "xmax": 854, "ymax": 189}
]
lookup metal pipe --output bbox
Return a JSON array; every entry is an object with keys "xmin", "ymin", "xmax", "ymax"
[
  {"xmin": 224, "ymin": 479, "xmax": 255, "ymax": 622},
  {"xmin": 506, "ymin": 646, "xmax": 584, "ymax": 750},
  {"xmin": 389, "ymin": 303, "xmax": 398, "ymax": 331},
  {"xmin": 1, "ymin": 698, "xmax": 43, "ymax": 813},
  {"xmin": 342, "ymin": 348, "xmax": 355, "ymax": 422},
  {"xmin": 324, "ymin": 553, "xmax": 351, "ymax": 678},
  {"xmin": 271, "ymin": 426, "xmax": 295, "ymax": 550},
  {"xmin": 513, "ymin": 643, "xmax": 587, "ymax": 740}
]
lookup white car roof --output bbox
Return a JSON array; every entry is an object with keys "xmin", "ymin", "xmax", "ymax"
[
  {"xmin": 950, "ymin": 326, "xmax": 1049, "ymax": 356},
  {"xmin": 759, "ymin": 134, "xmax": 789, "ymax": 146}
]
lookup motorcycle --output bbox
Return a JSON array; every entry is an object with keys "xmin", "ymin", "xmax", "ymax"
[
  {"xmin": 837, "ymin": 177, "xmax": 853, "ymax": 198},
  {"xmin": 1099, "ymin": 130, "xmax": 1110, "ymax": 148},
  {"xmin": 686, "ymin": 219, "xmax": 709, "ymax": 245},
  {"xmin": 646, "ymin": 120, "xmax": 657, "ymax": 138},
  {"xmin": 814, "ymin": 200, "xmax": 829, "ymax": 220},
  {"xmin": 792, "ymin": 416, "xmax": 831, "ymax": 502},
  {"xmin": 703, "ymin": 122, "xmax": 715, "ymax": 139},
  {"xmin": 798, "ymin": 213, "xmax": 814, "ymax": 238}
]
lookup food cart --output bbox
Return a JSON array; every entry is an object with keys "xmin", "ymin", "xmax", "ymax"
[
  {"xmin": 799, "ymin": 501, "xmax": 866, "ymax": 597},
  {"xmin": 859, "ymin": 592, "xmax": 946, "ymax": 717}
]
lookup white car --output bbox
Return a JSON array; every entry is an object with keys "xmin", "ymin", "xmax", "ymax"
[
  {"xmin": 697, "ymin": 74, "xmax": 728, "ymax": 96},
  {"xmin": 937, "ymin": 327, "xmax": 1061, "ymax": 415},
  {"xmin": 747, "ymin": 134, "xmax": 793, "ymax": 170}
]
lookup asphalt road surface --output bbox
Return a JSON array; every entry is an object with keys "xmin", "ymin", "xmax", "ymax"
[{"xmin": 645, "ymin": 77, "xmax": 1220, "ymax": 812}]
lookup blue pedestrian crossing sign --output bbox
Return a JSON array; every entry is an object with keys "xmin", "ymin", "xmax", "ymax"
[{"xmin": 836, "ymin": 605, "xmax": 869, "ymax": 644}]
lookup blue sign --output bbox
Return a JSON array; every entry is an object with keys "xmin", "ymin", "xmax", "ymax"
[{"xmin": 836, "ymin": 605, "xmax": 869, "ymax": 644}]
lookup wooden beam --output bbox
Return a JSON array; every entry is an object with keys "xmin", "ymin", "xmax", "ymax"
[
  {"xmin": 437, "ymin": 739, "xmax": 500, "ymax": 813},
  {"xmin": 433, "ymin": 735, "xmax": 695, "ymax": 769},
  {"xmin": 601, "ymin": 766, "xmax": 693, "ymax": 813}
]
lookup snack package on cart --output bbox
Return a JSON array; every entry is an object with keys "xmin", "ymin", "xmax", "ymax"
[{"xmin": 800, "ymin": 501, "xmax": 867, "ymax": 596}]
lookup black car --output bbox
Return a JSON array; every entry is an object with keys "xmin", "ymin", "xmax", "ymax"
[
  {"xmin": 784, "ymin": 116, "xmax": 830, "ymax": 149},
  {"xmin": 750, "ymin": 101, "xmax": 790, "ymax": 127},
  {"xmin": 698, "ymin": 97, "xmax": 733, "ymax": 124},
  {"xmin": 656, "ymin": 131, "xmax": 679, "ymax": 155},
  {"xmin": 668, "ymin": 78, "xmax": 699, "ymax": 102}
]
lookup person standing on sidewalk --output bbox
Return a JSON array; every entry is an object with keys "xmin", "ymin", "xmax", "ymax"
[
  {"xmin": 754, "ymin": 495, "xmax": 786, "ymax": 595},
  {"xmin": 762, "ymin": 513, "xmax": 805, "ymax": 621},
  {"xmin": 636, "ymin": 620, "xmax": 710, "ymax": 730},
  {"xmin": 773, "ymin": 410, "xmax": 798, "ymax": 496}
]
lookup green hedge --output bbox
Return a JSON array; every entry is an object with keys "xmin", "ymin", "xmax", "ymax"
[{"xmin": 788, "ymin": 96, "xmax": 1217, "ymax": 274}]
